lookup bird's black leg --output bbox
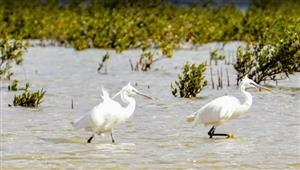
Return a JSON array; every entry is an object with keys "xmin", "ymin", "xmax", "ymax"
[
  {"xmin": 208, "ymin": 128, "xmax": 234, "ymax": 138},
  {"xmin": 212, "ymin": 133, "xmax": 229, "ymax": 137},
  {"xmin": 87, "ymin": 134, "xmax": 94, "ymax": 143},
  {"xmin": 208, "ymin": 126, "xmax": 215, "ymax": 138},
  {"xmin": 110, "ymin": 133, "xmax": 115, "ymax": 143}
]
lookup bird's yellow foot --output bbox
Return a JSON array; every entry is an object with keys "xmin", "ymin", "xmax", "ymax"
[{"xmin": 227, "ymin": 133, "xmax": 236, "ymax": 139}]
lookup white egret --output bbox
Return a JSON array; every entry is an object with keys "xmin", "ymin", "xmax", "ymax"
[
  {"xmin": 71, "ymin": 83, "xmax": 151, "ymax": 143},
  {"xmin": 186, "ymin": 76, "xmax": 271, "ymax": 138}
]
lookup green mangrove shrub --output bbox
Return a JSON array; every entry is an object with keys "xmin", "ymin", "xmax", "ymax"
[
  {"xmin": 2, "ymin": 0, "xmax": 298, "ymax": 53},
  {"xmin": 0, "ymin": 38, "xmax": 28, "ymax": 80},
  {"xmin": 139, "ymin": 51, "xmax": 154, "ymax": 71},
  {"xmin": 8, "ymin": 79, "xmax": 30, "ymax": 91},
  {"xmin": 171, "ymin": 62, "xmax": 208, "ymax": 98},
  {"xmin": 210, "ymin": 49, "xmax": 225, "ymax": 65},
  {"xmin": 97, "ymin": 52, "xmax": 110, "ymax": 74},
  {"xmin": 136, "ymin": 50, "xmax": 168, "ymax": 71},
  {"xmin": 234, "ymin": 32, "xmax": 300, "ymax": 84},
  {"xmin": 13, "ymin": 89, "xmax": 46, "ymax": 107}
]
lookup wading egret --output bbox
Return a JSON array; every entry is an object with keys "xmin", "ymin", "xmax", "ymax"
[
  {"xmin": 186, "ymin": 76, "xmax": 271, "ymax": 138},
  {"xmin": 71, "ymin": 83, "xmax": 151, "ymax": 143}
]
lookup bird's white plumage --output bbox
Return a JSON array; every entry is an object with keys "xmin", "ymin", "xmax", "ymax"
[
  {"xmin": 72, "ymin": 83, "xmax": 151, "ymax": 142},
  {"xmin": 72, "ymin": 88, "xmax": 125, "ymax": 134},
  {"xmin": 193, "ymin": 95, "xmax": 241, "ymax": 127},
  {"xmin": 187, "ymin": 76, "xmax": 270, "ymax": 130}
]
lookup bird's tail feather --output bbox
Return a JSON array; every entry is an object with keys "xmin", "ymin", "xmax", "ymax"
[
  {"xmin": 101, "ymin": 88, "xmax": 110, "ymax": 100},
  {"xmin": 71, "ymin": 113, "xmax": 90, "ymax": 129},
  {"xmin": 186, "ymin": 113, "xmax": 196, "ymax": 122}
]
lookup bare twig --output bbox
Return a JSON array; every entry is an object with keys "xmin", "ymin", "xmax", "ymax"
[
  {"xmin": 220, "ymin": 67, "xmax": 223, "ymax": 89},
  {"xmin": 226, "ymin": 68, "xmax": 230, "ymax": 87},
  {"xmin": 71, "ymin": 99, "xmax": 74, "ymax": 109},
  {"xmin": 210, "ymin": 67, "xmax": 214, "ymax": 89},
  {"xmin": 217, "ymin": 69, "xmax": 220, "ymax": 90},
  {"xmin": 129, "ymin": 59, "xmax": 134, "ymax": 71}
]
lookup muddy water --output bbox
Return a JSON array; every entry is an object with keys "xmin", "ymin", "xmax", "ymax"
[{"xmin": 1, "ymin": 42, "xmax": 300, "ymax": 169}]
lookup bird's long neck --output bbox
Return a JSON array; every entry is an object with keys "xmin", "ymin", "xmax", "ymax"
[
  {"xmin": 238, "ymin": 85, "xmax": 253, "ymax": 113},
  {"xmin": 120, "ymin": 91, "xmax": 136, "ymax": 119}
]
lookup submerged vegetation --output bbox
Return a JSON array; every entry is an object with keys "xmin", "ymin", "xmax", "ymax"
[
  {"xmin": 0, "ymin": 38, "xmax": 28, "ymax": 80},
  {"xmin": 139, "ymin": 51, "xmax": 155, "ymax": 71},
  {"xmin": 0, "ymin": 35, "xmax": 46, "ymax": 108},
  {"xmin": 7, "ymin": 79, "xmax": 46, "ymax": 107},
  {"xmin": 171, "ymin": 62, "xmax": 208, "ymax": 98},
  {"xmin": 8, "ymin": 79, "xmax": 30, "ymax": 91},
  {"xmin": 13, "ymin": 89, "xmax": 46, "ymax": 107},
  {"xmin": 210, "ymin": 49, "xmax": 225, "ymax": 65},
  {"xmin": 138, "ymin": 51, "xmax": 168, "ymax": 71},
  {"xmin": 97, "ymin": 52, "xmax": 110, "ymax": 74}
]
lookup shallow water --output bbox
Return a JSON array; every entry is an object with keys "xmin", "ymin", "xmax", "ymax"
[{"xmin": 1, "ymin": 42, "xmax": 300, "ymax": 169}]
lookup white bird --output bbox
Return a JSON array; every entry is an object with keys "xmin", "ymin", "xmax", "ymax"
[
  {"xmin": 71, "ymin": 83, "xmax": 151, "ymax": 143},
  {"xmin": 186, "ymin": 76, "xmax": 271, "ymax": 138}
]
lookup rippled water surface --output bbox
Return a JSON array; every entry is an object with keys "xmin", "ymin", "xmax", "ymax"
[{"xmin": 2, "ymin": 42, "xmax": 300, "ymax": 169}]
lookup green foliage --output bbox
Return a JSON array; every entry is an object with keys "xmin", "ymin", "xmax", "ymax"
[
  {"xmin": 242, "ymin": 1, "xmax": 300, "ymax": 43},
  {"xmin": 13, "ymin": 89, "xmax": 46, "ymax": 107},
  {"xmin": 137, "ymin": 50, "xmax": 167, "ymax": 71},
  {"xmin": 8, "ymin": 79, "xmax": 30, "ymax": 91},
  {"xmin": 97, "ymin": 52, "xmax": 110, "ymax": 74},
  {"xmin": 234, "ymin": 31, "xmax": 300, "ymax": 84},
  {"xmin": 210, "ymin": 50, "xmax": 225, "ymax": 61},
  {"xmin": 171, "ymin": 62, "xmax": 208, "ymax": 98},
  {"xmin": 139, "ymin": 51, "xmax": 154, "ymax": 71},
  {"xmin": 210, "ymin": 49, "xmax": 225, "ymax": 65},
  {"xmin": 1, "ymin": 0, "xmax": 297, "ymax": 54},
  {"xmin": 0, "ymin": 38, "xmax": 28, "ymax": 80},
  {"xmin": 8, "ymin": 79, "xmax": 45, "ymax": 107},
  {"xmin": 0, "ymin": 0, "xmax": 298, "ymax": 65}
]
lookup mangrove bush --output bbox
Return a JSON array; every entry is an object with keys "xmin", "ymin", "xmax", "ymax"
[
  {"xmin": 13, "ymin": 89, "xmax": 46, "ymax": 107},
  {"xmin": 234, "ymin": 32, "xmax": 300, "ymax": 84},
  {"xmin": 1, "ymin": 0, "xmax": 298, "ymax": 55},
  {"xmin": 171, "ymin": 62, "xmax": 208, "ymax": 98},
  {"xmin": 0, "ymin": 38, "xmax": 28, "ymax": 80},
  {"xmin": 8, "ymin": 79, "xmax": 30, "ymax": 91}
]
